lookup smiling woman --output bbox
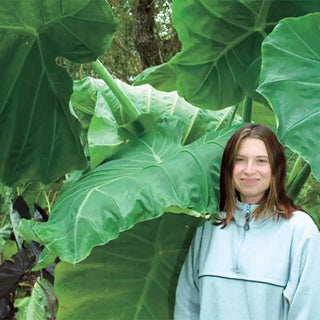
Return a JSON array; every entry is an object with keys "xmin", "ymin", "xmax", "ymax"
[
  {"xmin": 174, "ymin": 124, "xmax": 320, "ymax": 320},
  {"xmin": 219, "ymin": 124, "xmax": 297, "ymax": 226},
  {"xmin": 233, "ymin": 137, "xmax": 271, "ymax": 205}
]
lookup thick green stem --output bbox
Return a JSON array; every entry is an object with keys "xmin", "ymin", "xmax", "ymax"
[
  {"xmin": 242, "ymin": 96, "xmax": 252, "ymax": 123},
  {"xmin": 286, "ymin": 162, "xmax": 311, "ymax": 201},
  {"xmin": 287, "ymin": 155, "xmax": 303, "ymax": 186},
  {"xmin": 91, "ymin": 60, "xmax": 140, "ymax": 121},
  {"xmin": 42, "ymin": 190, "xmax": 51, "ymax": 215}
]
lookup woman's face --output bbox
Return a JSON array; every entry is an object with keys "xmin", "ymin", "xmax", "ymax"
[{"xmin": 232, "ymin": 137, "xmax": 272, "ymax": 204}]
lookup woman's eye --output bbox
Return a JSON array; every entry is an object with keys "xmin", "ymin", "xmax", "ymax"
[
  {"xmin": 257, "ymin": 159, "xmax": 268, "ymax": 164},
  {"xmin": 235, "ymin": 157, "xmax": 244, "ymax": 163}
]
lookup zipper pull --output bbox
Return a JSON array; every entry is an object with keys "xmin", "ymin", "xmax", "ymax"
[
  {"xmin": 243, "ymin": 205, "xmax": 251, "ymax": 231},
  {"xmin": 243, "ymin": 217, "xmax": 250, "ymax": 231}
]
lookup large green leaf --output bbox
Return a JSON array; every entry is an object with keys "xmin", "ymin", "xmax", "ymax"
[
  {"xmin": 111, "ymin": 80, "xmax": 240, "ymax": 141},
  {"xmin": 20, "ymin": 119, "xmax": 243, "ymax": 263},
  {"xmin": 55, "ymin": 213, "xmax": 198, "ymax": 320},
  {"xmin": 133, "ymin": 63, "xmax": 177, "ymax": 91},
  {"xmin": 71, "ymin": 77, "xmax": 107, "ymax": 129},
  {"xmin": 139, "ymin": 0, "xmax": 320, "ymax": 110},
  {"xmin": 72, "ymin": 77, "xmax": 241, "ymax": 167},
  {"xmin": 0, "ymin": 0, "xmax": 117, "ymax": 185},
  {"xmin": 258, "ymin": 13, "xmax": 320, "ymax": 180}
]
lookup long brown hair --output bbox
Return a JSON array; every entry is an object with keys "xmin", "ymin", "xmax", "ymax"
[{"xmin": 218, "ymin": 124, "xmax": 300, "ymax": 226}]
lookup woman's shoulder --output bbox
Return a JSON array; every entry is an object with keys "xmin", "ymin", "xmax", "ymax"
[
  {"xmin": 284, "ymin": 210, "xmax": 319, "ymax": 237},
  {"xmin": 290, "ymin": 210, "xmax": 316, "ymax": 224}
]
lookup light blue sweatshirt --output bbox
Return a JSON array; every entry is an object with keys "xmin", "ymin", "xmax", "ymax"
[{"xmin": 174, "ymin": 200, "xmax": 320, "ymax": 320}]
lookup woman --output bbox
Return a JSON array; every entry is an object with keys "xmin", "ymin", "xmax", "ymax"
[{"xmin": 174, "ymin": 124, "xmax": 320, "ymax": 320}]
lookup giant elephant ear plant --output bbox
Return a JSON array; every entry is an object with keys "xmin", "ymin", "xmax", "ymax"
[
  {"xmin": 1, "ymin": 1, "xmax": 320, "ymax": 319},
  {"xmin": 135, "ymin": 0, "xmax": 320, "ymax": 110},
  {"xmin": 0, "ymin": 0, "xmax": 117, "ymax": 185}
]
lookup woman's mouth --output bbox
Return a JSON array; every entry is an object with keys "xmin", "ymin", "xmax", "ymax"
[{"xmin": 240, "ymin": 178, "xmax": 260, "ymax": 183}]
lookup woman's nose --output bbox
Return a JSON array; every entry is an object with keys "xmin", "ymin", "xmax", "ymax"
[{"xmin": 243, "ymin": 162, "xmax": 256, "ymax": 173}]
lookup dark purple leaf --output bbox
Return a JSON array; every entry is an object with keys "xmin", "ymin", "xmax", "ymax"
[
  {"xmin": 12, "ymin": 196, "xmax": 31, "ymax": 220},
  {"xmin": 0, "ymin": 297, "xmax": 14, "ymax": 320},
  {"xmin": 0, "ymin": 249, "xmax": 36, "ymax": 297}
]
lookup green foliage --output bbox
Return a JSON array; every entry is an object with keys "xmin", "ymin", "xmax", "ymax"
[
  {"xmin": 72, "ymin": 76, "xmax": 241, "ymax": 167},
  {"xmin": 137, "ymin": 0, "xmax": 320, "ymax": 110},
  {"xmin": 0, "ymin": 240, "xmax": 18, "ymax": 262},
  {"xmin": 20, "ymin": 119, "xmax": 242, "ymax": 263},
  {"xmin": 65, "ymin": 0, "xmax": 180, "ymax": 83},
  {"xmin": 237, "ymin": 100, "xmax": 276, "ymax": 130},
  {"xmin": 0, "ymin": 0, "xmax": 117, "ymax": 185},
  {"xmin": 0, "ymin": 184, "xmax": 15, "ymax": 263},
  {"xmin": 134, "ymin": 63, "xmax": 177, "ymax": 91},
  {"xmin": 15, "ymin": 278, "xmax": 57, "ymax": 320},
  {"xmin": 1, "ymin": 0, "xmax": 320, "ymax": 319},
  {"xmin": 296, "ymin": 174, "xmax": 320, "ymax": 228},
  {"xmin": 258, "ymin": 13, "xmax": 320, "ymax": 180},
  {"xmin": 55, "ymin": 213, "xmax": 198, "ymax": 320},
  {"xmin": 0, "ymin": 183, "xmax": 12, "ymax": 216},
  {"xmin": 18, "ymin": 181, "xmax": 64, "ymax": 215}
]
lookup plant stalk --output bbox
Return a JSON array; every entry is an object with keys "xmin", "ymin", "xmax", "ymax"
[
  {"xmin": 37, "ymin": 279, "xmax": 55, "ymax": 320},
  {"xmin": 287, "ymin": 155, "xmax": 303, "ymax": 186},
  {"xmin": 42, "ymin": 190, "xmax": 51, "ymax": 215},
  {"xmin": 227, "ymin": 104, "xmax": 239, "ymax": 127},
  {"xmin": 242, "ymin": 96, "xmax": 252, "ymax": 123},
  {"xmin": 286, "ymin": 162, "xmax": 311, "ymax": 201},
  {"xmin": 91, "ymin": 60, "xmax": 140, "ymax": 121}
]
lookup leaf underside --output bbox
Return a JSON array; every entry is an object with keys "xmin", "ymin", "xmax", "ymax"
[
  {"xmin": 20, "ymin": 120, "xmax": 243, "ymax": 263},
  {"xmin": 54, "ymin": 213, "xmax": 199, "ymax": 320},
  {"xmin": 0, "ymin": 0, "xmax": 117, "ymax": 185},
  {"xmin": 258, "ymin": 13, "xmax": 320, "ymax": 180}
]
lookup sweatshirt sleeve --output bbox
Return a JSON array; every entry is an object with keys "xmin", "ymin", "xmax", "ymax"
[
  {"xmin": 284, "ymin": 218, "xmax": 320, "ymax": 319},
  {"xmin": 174, "ymin": 225, "xmax": 203, "ymax": 320}
]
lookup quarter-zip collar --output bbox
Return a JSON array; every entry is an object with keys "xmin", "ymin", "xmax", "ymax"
[{"xmin": 233, "ymin": 200, "xmax": 268, "ymax": 229}]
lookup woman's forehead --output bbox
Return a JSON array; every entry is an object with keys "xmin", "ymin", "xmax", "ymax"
[{"xmin": 237, "ymin": 137, "xmax": 268, "ymax": 155}]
